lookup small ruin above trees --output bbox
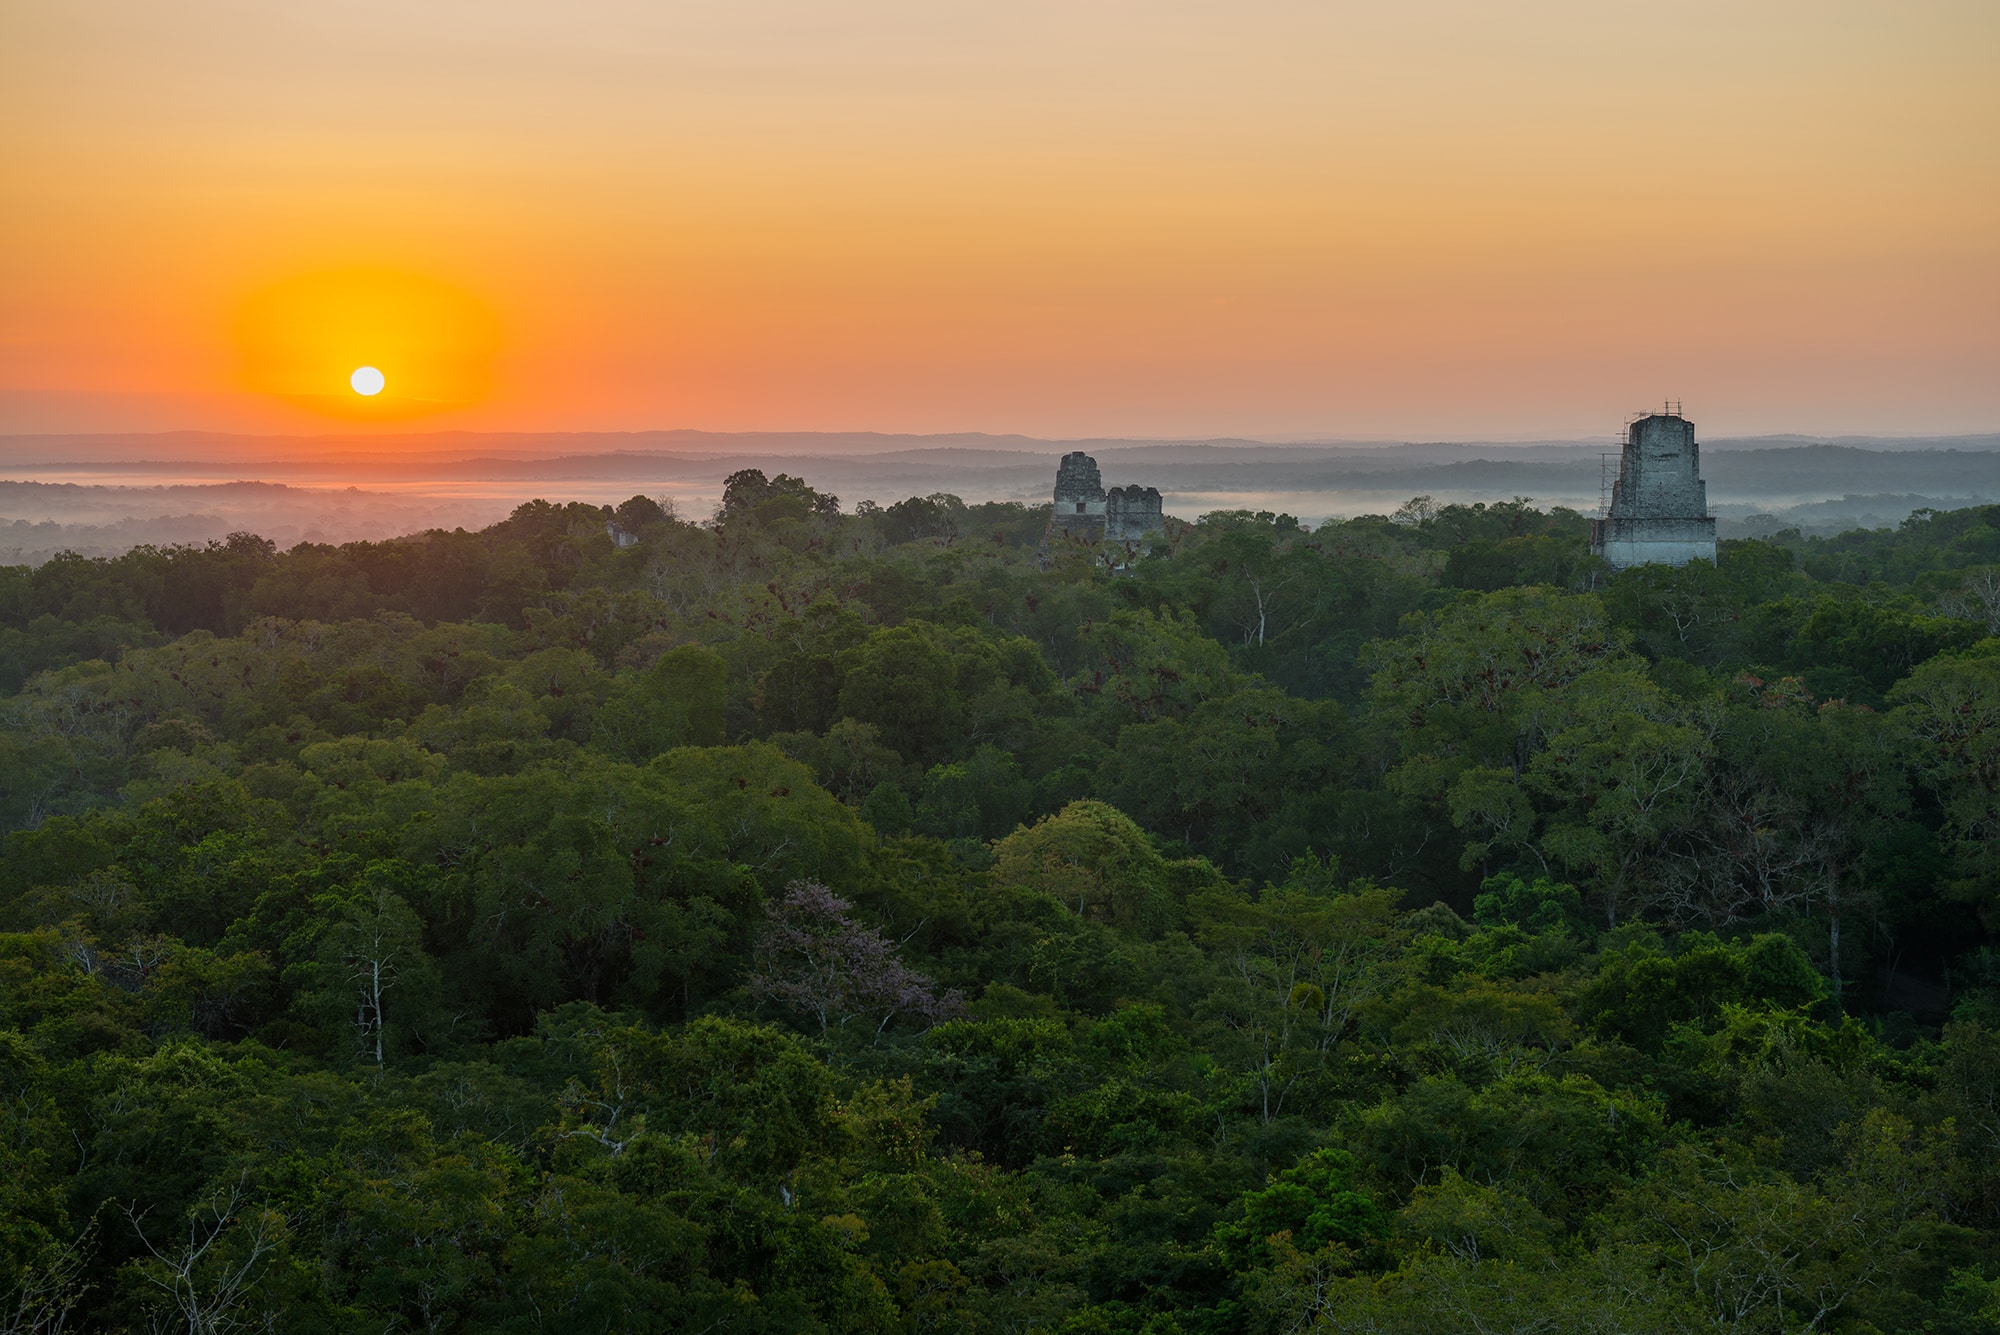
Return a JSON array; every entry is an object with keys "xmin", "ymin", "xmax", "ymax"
[
  {"xmin": 1590, "ymin": 408, "xmax": 1718, "ymax": 570},
  {"xmin": 1046, "ymin": 451, "xmax": 1167, "ymax": 545}
]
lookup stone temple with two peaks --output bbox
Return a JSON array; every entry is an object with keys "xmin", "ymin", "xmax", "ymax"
[
  {"xmin": 1047, "ymin": 451, "xmax": 1166, "ymax": 544},
  {"xmin": 1590, "ymin": 408, "xmax": 1718, "ymax": 570}
]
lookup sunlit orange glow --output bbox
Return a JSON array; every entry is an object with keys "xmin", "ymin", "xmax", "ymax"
[
  {"xmin": 231, "ymin": 270, "xmax": 498, "ymax": 421},
  {"xmin": 1, "ymin": 1, "xmax": 1996, "ymax": 440}
]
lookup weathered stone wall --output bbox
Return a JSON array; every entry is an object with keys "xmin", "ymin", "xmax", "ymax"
[
  {"xmin": 1050, "ymin": 451, "xmax": 1107, "ymax": 537},
  {"xmin": 1609, "ymin": 415, "xmax": 1709, "ymax": 520},
  {"xmin": 1044, "ymin": 453, "xmax": 1166, "ymax": 549},
  {"xmin": 1592, "ymin": 412, "xmax": 1717, "ymax": 569},
  {"xmin": 1591, "ymin": 515, "xmax": 1717, "ymax": 568},
  {"xmin": 1106, "ymin": 485, "xmax": 1165, "ymax": 542}
]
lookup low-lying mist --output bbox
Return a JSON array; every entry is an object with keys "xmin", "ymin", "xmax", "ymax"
[{"xmin": 3, "ymin": 430, "xmax": 1997, "ymax": 563}]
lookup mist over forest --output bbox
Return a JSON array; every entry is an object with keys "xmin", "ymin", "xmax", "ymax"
[{"xmin": 3, "ymin": 430, "xmax": 1999, "ymax": 564}]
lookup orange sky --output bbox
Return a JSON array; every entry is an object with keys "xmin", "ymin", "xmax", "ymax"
[{"xmin": 2, "ymin": 0, "xmax": 1996, "ymax": 441}]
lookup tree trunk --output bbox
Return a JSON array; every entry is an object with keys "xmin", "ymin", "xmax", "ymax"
[{"xmin": 371, "ymin": 958, "xmax": 385, "ymax": 1067}]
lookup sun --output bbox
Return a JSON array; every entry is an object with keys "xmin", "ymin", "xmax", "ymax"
[{"xmin": 233, "ymin": 268, "xmax": 501, "ymax": 420}]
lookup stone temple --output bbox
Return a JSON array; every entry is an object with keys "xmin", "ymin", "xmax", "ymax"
[
  {"xmin": 1590, "ymin": 410, "xmax": 1718, "ymax": 570},
  {"xmin": 1048, "ymin": 451, "xmax": 1165, "ymax": 544}
]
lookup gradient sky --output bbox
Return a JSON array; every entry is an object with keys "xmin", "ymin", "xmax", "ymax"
[{"xmin": 3, "ymin": 0, "xmax": 1996, "ymax": 441}]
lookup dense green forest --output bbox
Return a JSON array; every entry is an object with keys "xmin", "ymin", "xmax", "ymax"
[{"xmin": 4, "ymin": 471, "xmax": 2000, "ymax": 1333}]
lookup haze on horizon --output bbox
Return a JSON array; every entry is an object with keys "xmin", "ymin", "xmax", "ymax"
[{"xmin": 3, "ymin": 1, "xmax": 1996, "ymax": 444}]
